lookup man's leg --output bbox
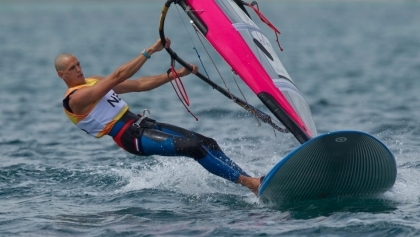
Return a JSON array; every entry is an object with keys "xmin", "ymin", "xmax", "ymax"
[
  {"xmin": 138, "ymin": 128, "xmax": 261, "ymax": 194},
  {"xmin": 139, "ymin": 128, "xmax": 241, "ymax": 182},
  {"xmin": 154, "ymin": 122, "xmax": 250, "ymax": 176}
]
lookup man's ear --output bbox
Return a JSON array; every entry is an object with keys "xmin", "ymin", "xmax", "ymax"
[{"xmin": 57, "ymin": 71, "xmax": 64, "ymax": 78}]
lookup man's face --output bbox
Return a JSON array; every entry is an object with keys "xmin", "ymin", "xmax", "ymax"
[{"xmin": 58, "ymin": 56, "xmax": 84, "ymax": 84}]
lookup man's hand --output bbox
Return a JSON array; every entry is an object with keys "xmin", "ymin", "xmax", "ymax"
[
  {"xmin": 149, "ymin": 37, "xmax": 171, "ymax": 54},
  {"xmin": 176, "ymin": 64, "xmax": 198, "ymax": 77}
]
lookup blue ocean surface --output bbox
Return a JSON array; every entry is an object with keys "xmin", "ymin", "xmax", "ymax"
[{"xmin": 1, "ymin": 0, "xmax": 420, "ymax": 236}]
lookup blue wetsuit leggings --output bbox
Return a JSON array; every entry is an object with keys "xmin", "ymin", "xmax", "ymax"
[{"xmin": 114, "ymin": 117, "xmax": 250, "ymax": 183}]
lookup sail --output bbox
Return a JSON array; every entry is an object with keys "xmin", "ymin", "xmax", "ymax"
[{"xmin": 162, "ymin": 0, "xmax": 317, "ymax": 144}]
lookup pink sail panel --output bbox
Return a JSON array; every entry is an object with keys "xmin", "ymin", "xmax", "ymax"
[{"xmin": 186, "ymin": 0, "xmax": 312, "ymax": 137}]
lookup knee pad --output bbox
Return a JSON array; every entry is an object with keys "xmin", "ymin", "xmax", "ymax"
[{"xmin": 173, "ymin": 137, "xmax": 208, "ymax": 159}]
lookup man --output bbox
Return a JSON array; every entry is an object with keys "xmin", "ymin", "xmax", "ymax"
[{"xmin": 56, "ymin": 37, "xmax": 261, "ymax": 195}]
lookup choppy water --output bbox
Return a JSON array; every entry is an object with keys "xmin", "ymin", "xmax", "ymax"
[{"xmin": 1, "ymin": 0, "xmax": 420, "ymax": 236}]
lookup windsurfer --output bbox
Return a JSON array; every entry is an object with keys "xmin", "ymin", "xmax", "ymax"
[{"xmin": 56, "ymin": 37, "xmax": 261, "ymax": 196}]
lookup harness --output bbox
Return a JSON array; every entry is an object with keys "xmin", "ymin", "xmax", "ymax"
[
  {"xmin": 133, "ymin": 109, "xmax": 151, "ymax": 128},
  {"xmin": 108, "ymin": 109, "xmax": 160, "ymax": 155}
]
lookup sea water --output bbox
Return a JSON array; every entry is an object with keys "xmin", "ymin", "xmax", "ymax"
[{"xmin": 1, "ymin": 0, "xmax": 420, "ymax": 236}]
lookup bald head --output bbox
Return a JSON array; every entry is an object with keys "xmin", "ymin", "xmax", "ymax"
[
  {"xmin": 54, "ymin": 53, "xmax": 74, "ymax": 71},
  {"xmin": 55, "ymin": 53, "xmax": 85, "ymax": 87}
]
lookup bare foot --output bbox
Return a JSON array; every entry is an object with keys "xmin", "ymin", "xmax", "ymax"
[{"xmin": 237, "ymin": 175, "xmax": 263, "ymax": 196}]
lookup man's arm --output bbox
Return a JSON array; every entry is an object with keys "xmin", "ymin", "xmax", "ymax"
[
  {"xmin": 112, "ymin": 65, "xmax": 198, "ymax": 94},
  {"xmin": 68, "ymin": 38, "xmax": 168, "ymax": 114}
]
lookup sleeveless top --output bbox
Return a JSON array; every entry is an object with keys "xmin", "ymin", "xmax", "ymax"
[{"xmin": 63, "ymin": 78, "xmax": 129, "ymax": 138}]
